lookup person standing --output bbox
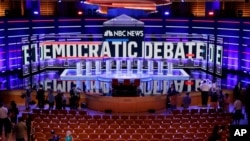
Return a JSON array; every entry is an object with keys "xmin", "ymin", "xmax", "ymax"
[
  {"xmin": 82, "ymin": 82, "xmax": 86, "ymax": 93},
  {"xmin": 62, "ymin": 93, "xmax": 67, "ymax": 110},
  {"xmin": 210, "ymin": 85, "xmax": 219, "ymax": 109},
  {"xmin": 70, "ymin": 85, "xmax": 77, "ymax": 109},
  {"xmin": 167, "ymin": 84, "xmax": 178, "ymax": 109},
  {"xmin": 233, "ymin": 81, "xmax": 242, "ymax": 101},
  {"xmin": 233, "ymin": 99, "xmax": 243, "ymax": 125},
  {"xmin": 36, "ymin": 85, "xmax": 45, "ymax": 109},
  {"xmin": 9, "ymin": 101, "xmax": 19, "ymax": 124},
  {"xmin": 223, "ymin": 93, "xmax": 230, "ymax": 113},
  {"xmin": 55, "ymin": 91, "xmax": 63, "ymax": 110},
  {"xmin": 47, "ymin": 89, "xmax": 55, "ymax": 110},
  {"xmin": 182, "ymin": 92, "xmax": 191, "ymax": 109},
  {"xmin": 0, "ymin": 102, "xmax": 8, "ymax": 138},
  {"xmin": 13, "ymin": 117, "xmax": 27, "ymax": 141},
  {"xmin": 5, "ymin": 112, "xmax": 13, "ymax": 141},
  {"xmin": 245, "ymin": 84, "xmax": 250, "ymax": 125},
  {"xmin": 26, "ymin": 114, "xmax": 32, "ymax": 141},
  {"xmin": 218, "ymin": 90, "xmax": 225, "ymax": 110},
  {"xmin": 199, "ymin": 80, "xmax": 211, "ymax": 107},
  {"xmin": 25, "ymin": 86, "xmax": 32, "ymax": 110}
]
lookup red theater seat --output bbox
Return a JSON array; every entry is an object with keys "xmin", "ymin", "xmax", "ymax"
[
  {"xmin": 134, "ymin": 79, "xmax": 140, "ymax": 87},
  {"xmin": 112, "ymin": 79, "xmax": 119, "ymax": 86},
  {"xmin": 123, "ymin": 79, "xmax": 130, "ymax": 85}
]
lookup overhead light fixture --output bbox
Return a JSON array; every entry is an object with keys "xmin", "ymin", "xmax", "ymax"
[
  {"xmin": 208, "ymin": 11, "xmax": 214, "ymax": 16},
  {"xmin": 78, "ymin": 11, "xmax": 83, "ymax": 15},
  {"xmin": 33, "ymin": 11, "xmax": 39, "ymax": 15},
  {"xmin": 164, "ymin": 11, "xmax": 170, "ymax": 16}
]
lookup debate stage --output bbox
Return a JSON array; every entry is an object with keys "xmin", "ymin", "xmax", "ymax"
[
  {"xmin": 86, "ymin": 94, "xmax": 166, "ymax": 113},
  {"xmin": 15, "ymin": 14, "xmax": 224, "ymax": 113}
]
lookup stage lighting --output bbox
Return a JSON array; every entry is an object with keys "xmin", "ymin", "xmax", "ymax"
[
  {"xmin": 78, "ymin": 11, "xmax": 83, "ymax": 15},
  {"xmin": 80, "ymin": 0, "xmax": 84, "ymax": 3},
  {"xmin": 164, "ymin": 11, "xmax": 170, "ymax": 16},
  {"xmin": 33, "ymin": 11, "xmax": 39, "ymax": 15},
  {"xmin": 58, "ymin": 0, "xmax": 62, "ymax": 3},
  {"xmin": 208, "ymin": 11, "xmax": 214, "ymax": 16}
]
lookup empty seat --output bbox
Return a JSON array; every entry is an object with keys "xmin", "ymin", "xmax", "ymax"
[
  {"xmin": 93, "ymin": 115, "xmax": 101, "ymax": 120},
  {"xmin": 99, "ymin": 133, "xmax": 109, "ymax": 139},
  {"xmin": 174, "ymin": 133, "xmax": 184, "ymax": 139},
  {"xmin": 184, "ymin": 133, "xmax": 194, "ymax": 138},
  {"xmin": 33, "ymin": 109, "xmax": 41, "ymax": 114},
  {"xmin": 110, "ymin": 133, "xmax": 120, "ymax": 139},
  {"xmin": 182, "ymin": 109, "xmax": 190, "ymax": 114},
  {"xmin": 131, "ymin": 133, "xmax": 141, "ymax": 139},
  {"xmin": 146, "ymin": 128, "xmax": 155, "ymax": 134},
  {"xmin": 142, "ymin": 133, "xmax": 152, "ymax": 139},
  {"xmin": 120, "ymin": 133, "xmax": 131, "ymax": 139},
  {"xmin": 136, "ymin": 128, "xmax": 146, "ymax": 134},
  {"xmin": 190, "ymin": 109, "xmax": 198, "ymax": 114},
  {"xmin": 172, "ymin": 109, "xmax": 181, "ymax": 115},
  {"xmin": 116, "ymin": 128, "xmax": 125, "ymax": 134},
  {"xmin": 162, "ymin": 133, "xmax": 173, "ymax": 139},
  {"xmin": 152, "ymin": 133, "xmax": 162, "ymax": 139},
  {"xmin": 200, "ymin": 109, "xmax": 207, "ymax": 114},
  {"xmin": 78, "ymin": 110, "xmax": 87, "ymax": 115},
  {"xmin": 102, "ymin": 115, "xmax": 110, "ymax": 120},
  {"xmin": 150, "ymin": 123, "xmax": 160, "ymax": 129},
  {"xmin": 156, "ymin": 128, "xmax": 166, "ymax": 134},
  {"xmin": 89, "ymin": 133, "xmax": 99, "ymax": 139},
  {"xmin": 78, "ymin": 133, "xmax": 88, "ymax": 139},
  {"xmin": 126, "ymin": 128, "xmax": 135, "ymax": 134},
  {"xmin": 95, "ymin": 128, "xmax": 105, "ymax": 134}
]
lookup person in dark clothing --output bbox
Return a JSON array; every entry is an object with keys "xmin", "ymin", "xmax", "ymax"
[
  {"xmin": 245, "ymin": 84, "xmax": 250, "ymax": 125},
  {"xmin": 55, "ymin": 91, "xmax": 63, "ymax": 110},
  {"xmin": 82, "ymin": 82, "xmax": 86, "ymax": 93},
  {"xmin": 26, "ymin": 113, "xmax": 32, "ymax": 141},
  {"xmin": 36, "ymin": 84, "xmax": 45, "ymax": 109},
  {"xmin": 49, "ymin": 130, "xmax": 60, "ymax": 141},
  {"xmin": 167, "ymin": 84, "xmax": 178, "ymax": 109},
  {"xmin": 25, "ymin": 86, "xmax": 32, "ymax": 110},
  {"xmin": 208, "ymin": 125, "xmax": 222, "ymax": 141},
  {"xmin": 0, "ymin": 102, "xmax": 8, "ymax": 137},
  {"xmin": 70, "ymin": 85, "xmax": 77, "ymax": 109},
  {"xmin": 5, "ymin": 112, "xmax": 13, "ymax": 141},
  {"xmin": 182, "ymin": 92, "xmax": 191, "ymax": 109},
  {"xmin": 9, "ymin": 101, "xmax": 19, "ymax": 123},
  {"xmin": 47, "ymin": 89, "xmax": 55, "ymax": 110},
  {"xmin": 218, "ymin": 90, "xmax": 224, "ymax": 110},
  {"xmin": 210, "ymin": 89, "xmax": 219, "ymax": 109},
  {"xmin": 233, "ymin": 81, "xmax": 242, "ymax": 101},
  {"xmin": 62, "ymin": 93, "xmax": 67, "ymax": 110}
]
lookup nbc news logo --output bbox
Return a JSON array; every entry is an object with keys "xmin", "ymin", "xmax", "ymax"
[{"xmin": 104, "ymin": 30, "xmax": 113, "ymax": 37}]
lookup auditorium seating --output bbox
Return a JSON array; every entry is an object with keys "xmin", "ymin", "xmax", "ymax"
[{"xmin": 29, "ymin": 108, "xmax": 232, "ymax": 141}]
